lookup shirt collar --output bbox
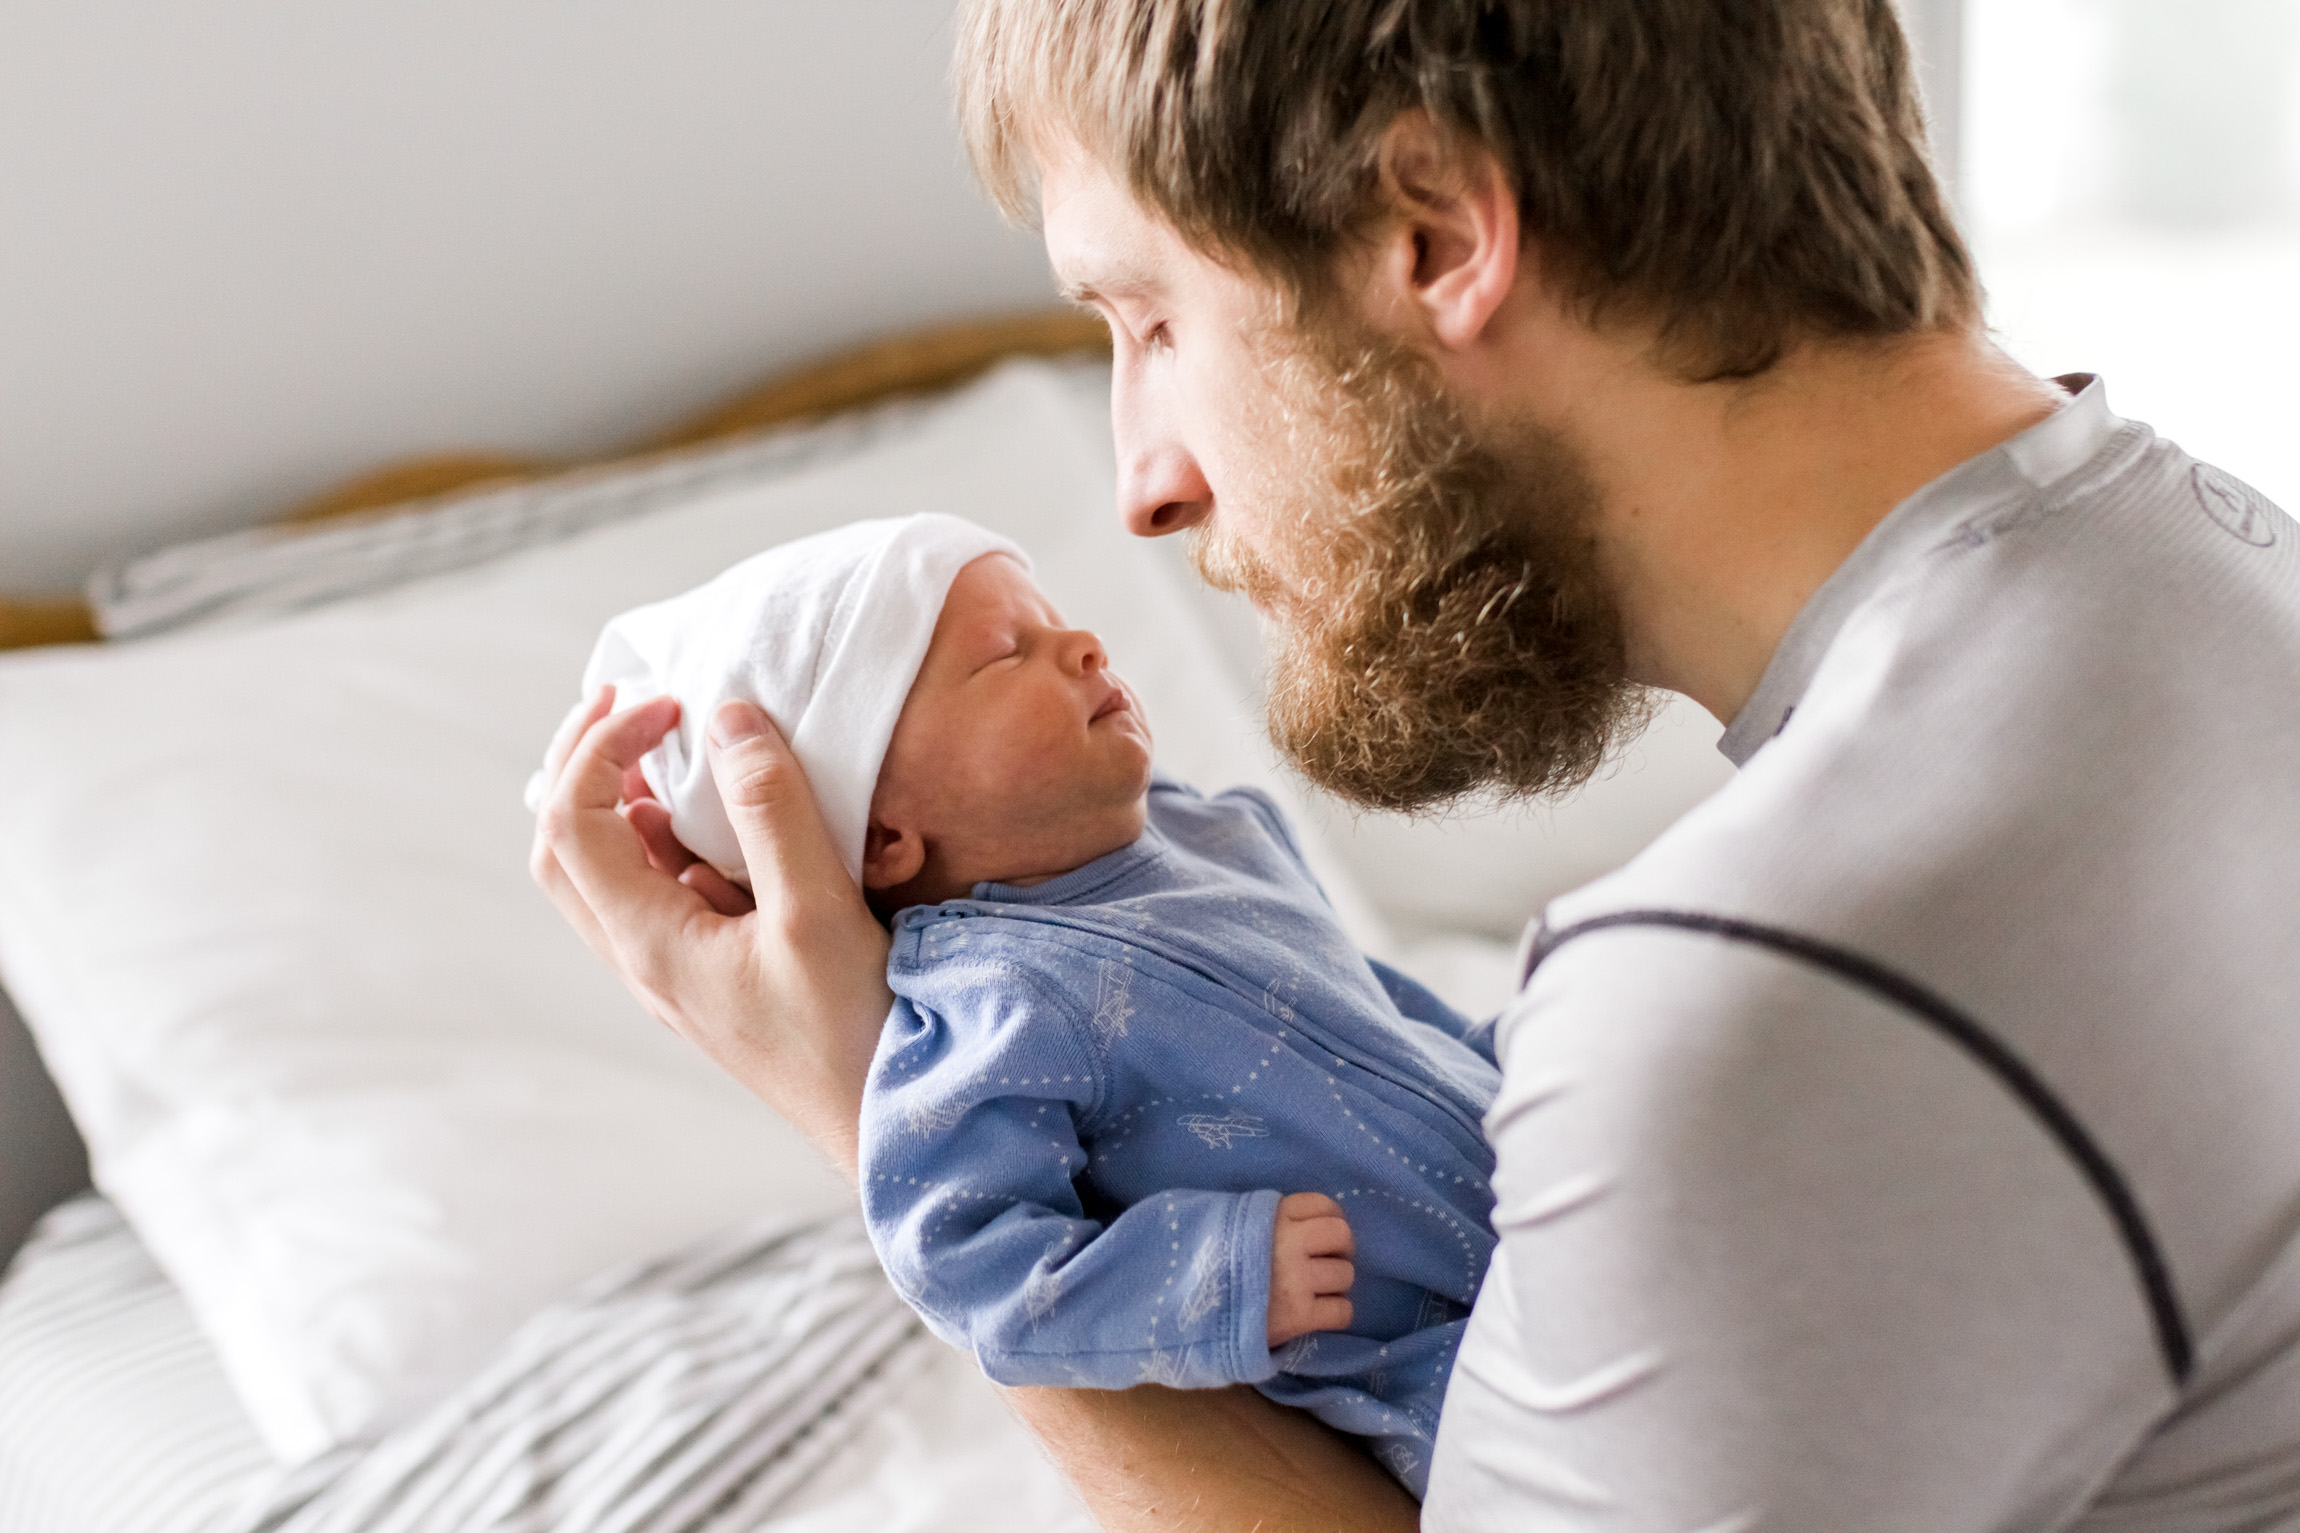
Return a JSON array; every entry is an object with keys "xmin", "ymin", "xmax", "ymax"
[
  {"xmin": 968, "ymin": 820, "xmax": 1163, "ymax": 906},
  {"xmin": 1716, "ymin": 373, "xmax": 2124, "ymax": 766}
]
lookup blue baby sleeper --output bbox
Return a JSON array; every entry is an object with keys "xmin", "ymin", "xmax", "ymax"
[{"xmin": 859, "ymin": 775, "xmax": 1501, "ymax": 1495}]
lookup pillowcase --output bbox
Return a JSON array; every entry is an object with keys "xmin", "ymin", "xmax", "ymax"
[
  {"xmin": 83, "ymin": 389, "xmax": 937, "ymax": 642},
  {"xmin": 0, "ymin": 359, "xmax": 1387, "ymax": 1461}
]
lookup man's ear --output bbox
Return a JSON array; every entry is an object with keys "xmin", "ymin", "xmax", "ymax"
[
  {"xmin": 861, "ymin": 815, "xmax": 927, "ymax": 892},
  {"xmin": 1367, "ymin": 109, "xmax": 1522, "ymax": 354}
]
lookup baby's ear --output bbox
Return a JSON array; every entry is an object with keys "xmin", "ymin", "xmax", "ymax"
[{"xmin": 861, "ymin": 816, "xmax": 927, "ymax": 892}]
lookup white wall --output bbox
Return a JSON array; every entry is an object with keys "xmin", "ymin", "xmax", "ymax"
[
  {"xmin": 0, "ymin": 3, "xmax": 1055, "ymax": 595},
  {"xmin": 1900, "ymin": 0, "xmax": 1964, "ymax": 191},
  {"xmin": 0, "ymin": 2, "xmax": 1980, "ymax": 599}
]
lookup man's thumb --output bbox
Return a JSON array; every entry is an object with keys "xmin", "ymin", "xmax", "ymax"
[
  {"xmin": 711, "ymin": 698, "xmax": 772, "ymax": 749},
  {"xmin": 706, "ymin": 699, "xmax": 848, "ymax": 897}
]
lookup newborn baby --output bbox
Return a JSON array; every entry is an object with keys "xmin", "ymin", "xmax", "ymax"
[{"xmin": 565, "ymin": 513, "xmax": 1500, "ymax": 1496}]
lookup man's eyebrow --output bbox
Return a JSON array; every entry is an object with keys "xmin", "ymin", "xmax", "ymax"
[{"xmin": 1057, "ymin": 264, "xmax": 1161, "ymax": 309}]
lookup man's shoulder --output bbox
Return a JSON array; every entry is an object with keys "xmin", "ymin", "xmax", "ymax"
[
  {"xmin": 1561, "ymin": 418, "xmax": 2300, "ymax": 958},
  {"xmin": 1510, "ymin": 428, "xmax": 2300, "ymax": 1352}
]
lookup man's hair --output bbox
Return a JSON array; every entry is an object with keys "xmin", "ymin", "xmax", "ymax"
[{"xmin": 956, "ymin": 0, "xmax": 1977, "ymax": 379}]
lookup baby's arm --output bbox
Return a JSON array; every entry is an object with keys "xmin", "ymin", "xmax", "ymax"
[
  {"xmin": 867, "ymin": 981, "xmax": 1325, "ymax": 1390},
  {"xmin": 1267, "ymin": 1191, "xmax": 1355, "ymax": 1346}
]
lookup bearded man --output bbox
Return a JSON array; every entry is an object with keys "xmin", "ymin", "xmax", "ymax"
[{"xmin": 533, "ymin": 2, "xmax": 2300, "ymax": 1527}]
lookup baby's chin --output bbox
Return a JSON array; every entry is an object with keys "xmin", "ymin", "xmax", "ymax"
[{"xmin": 964, "ymin": 788, "xmax": 1150, "ymax": 891}]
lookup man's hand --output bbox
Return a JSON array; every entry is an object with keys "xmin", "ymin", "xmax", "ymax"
[
  {"xmin": 528, "ymin": 687, "xmax": 891, "ymax": 1172},
  {"xmin": 1269, "ymin": 1191, "xmax": 1354, "ymax": 1347}
]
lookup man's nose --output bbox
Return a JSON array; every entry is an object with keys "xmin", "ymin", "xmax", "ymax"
[
  {"xmin": 1111, "ymin": 372, "xmax": 1212, "ymax": 538},
  {"xmin": 1117, "ymin": 445, "xmax": 1213, "ymax": 539}
]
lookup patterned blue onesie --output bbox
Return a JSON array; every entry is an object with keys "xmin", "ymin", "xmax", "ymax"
[{"xmin": 859, "ymin": 775, "xmax": 1501, "ymax": 1495}]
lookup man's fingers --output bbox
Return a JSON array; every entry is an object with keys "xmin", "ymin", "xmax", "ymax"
[
  {"xmin": 531, "ymin": 686, "xmax": 625, "ymax": 960},
  {"xmin": 551, "ymin": 694, "xmax": 681, "ymax": 826},
  {"xmin": 706, "ymin": 700, "xmax": 870, "ymax": 921},
  {"xmin": 530, "ymin": 839, "xmax": 614, "ymax": 959},
  {"xmin": 541, "ymin": 693, "xmax": 722, "ymax": 971},
  {"xmin": 681, "ymin": 861, "xmax": 756, "ymax": 918},
  {"xmin": 623, "ymin": 798, "xmax": 754, "ymax": 916},
  {"xmin": 701, "ymin": 698, "xmax": 892, "ymax": 1173},
  {"xmin": 543, "ymin": 685, "xmax": 615, "ymax": 785},
  {"xmin": 624, "ymin": 797, "xmax": 698, "ymax": 876}
]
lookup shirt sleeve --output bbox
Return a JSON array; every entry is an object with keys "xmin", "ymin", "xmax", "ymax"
[
  {"xmin": 1423, "ymin": 928, "xmax": 2176, "ymax": 1532},
  {"xmin": 862, "ymin": 964, "xmax": 1281, "ymax": 1391}
]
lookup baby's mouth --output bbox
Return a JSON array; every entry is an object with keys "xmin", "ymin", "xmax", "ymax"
[{"xmin": 1089, "ymin": 683, "xmax": 1132, "ymax": 724}]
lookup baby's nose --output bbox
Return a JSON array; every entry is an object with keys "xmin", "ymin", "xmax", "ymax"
[{"xmin": 1064, "ymin": 627, "xmax": 1106, "ymax": 673}]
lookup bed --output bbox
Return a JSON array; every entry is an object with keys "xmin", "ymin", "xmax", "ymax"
[
  {"xmin": 0, "ymin": 296, "xmax": 1738, "ymax": 1526},
  {"xmin": 3, "ymin": 1, "xmax": 1760, "ymax": 1507},
  {"xmin": 0, "ymin": 308, "xmax": 1738, "ymax": 1529}
]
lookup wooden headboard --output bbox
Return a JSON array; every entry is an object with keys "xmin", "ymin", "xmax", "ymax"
[{"xmin": 0, "ymin": 310, "xmax": 1108, "ymax": 653}]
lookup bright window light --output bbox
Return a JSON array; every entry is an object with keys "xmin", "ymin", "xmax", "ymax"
[{"xmin": 1962, "ymin": 0, "xmax": 2300, "ymax": 512}]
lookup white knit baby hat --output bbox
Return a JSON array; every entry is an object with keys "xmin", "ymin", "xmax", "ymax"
[{"xmin": 535, "ymin": 513, "xmax": 1027, "ymax": 886}]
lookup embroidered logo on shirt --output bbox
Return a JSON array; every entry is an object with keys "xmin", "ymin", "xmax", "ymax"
[
  {"xmin": 1021, "ymin": 1262, "xmax": 1066, "ymax": 1327},
  {"xmin": 2194, "ymin": 463, "xmax": 2280, "ymax": 548},
  {"xmin": 1177, "ymin": 1110, "xmax": 1270, "ymax": 1149},
  {"xmin": 1090, "ymin": 960, "xmax": 1137, "ymax": 1042},
  {"xmin": 1177, "ymin": 1238, "xmax": 1227, "ymax": 1329},
  {"xmin": 903, "ymin": 1094, "xmax": 971, "ymax": 1137},
  {"xmin": 1136, "ymin": 1351, "xmax": 1191, "ymax": 1387}
]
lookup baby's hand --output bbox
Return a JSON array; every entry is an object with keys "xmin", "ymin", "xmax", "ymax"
[{"xmin": 1267, "ymin": 1192, "xmax": 1354, "ymax": 1347}]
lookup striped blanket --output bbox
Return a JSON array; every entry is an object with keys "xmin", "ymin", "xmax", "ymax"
[
  {"xmin": 233, "ymin": 1214, "xmax": 933, "ymax": 1533},
  {"xmin": 0, "ymin": 1198, "xmax": 934, "ymax": 1532}
]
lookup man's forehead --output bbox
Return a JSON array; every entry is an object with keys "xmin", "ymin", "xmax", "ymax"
[{"xmin": 1040, "ymin": 157, "xmax": 1176, "ymax": 304}]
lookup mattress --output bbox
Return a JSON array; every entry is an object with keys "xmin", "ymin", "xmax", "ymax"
[{"xmin": 0, "ymin": 1197, "xmax": 1093, "ymax": 1533}]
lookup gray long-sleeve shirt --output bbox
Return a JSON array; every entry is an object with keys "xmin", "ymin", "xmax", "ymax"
[{"xmin": 1425, "ymin": 377, "xmax": 2300, "ymax": 1531}]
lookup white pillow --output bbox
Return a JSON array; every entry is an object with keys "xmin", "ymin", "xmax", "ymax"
[{"xmin": 0, "ymin": 360, "xmax": 1383, "ymax": 1461}]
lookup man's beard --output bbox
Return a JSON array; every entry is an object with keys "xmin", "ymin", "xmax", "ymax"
[{"xmin": 1191, "ymin": 323, "xmax": 1652, "ymax": 813}]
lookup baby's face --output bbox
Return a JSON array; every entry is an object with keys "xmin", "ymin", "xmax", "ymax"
[{"xmin": 863, "ymin": 554, "xmax": 1155, "ymax": 905}]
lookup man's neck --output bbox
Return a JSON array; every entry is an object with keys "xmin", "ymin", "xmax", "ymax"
[{"xmin": 1508, "ymin": 323, "xmax": 2066, "ymax": 725}]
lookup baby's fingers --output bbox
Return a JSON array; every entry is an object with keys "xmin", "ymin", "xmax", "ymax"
[
  {"xmin": 1278, "ymin": 1191, "xmax": 1344, "ymax": 1221},
  {"xmin": 1277, "ymin": 1193, "xmax": 1354, "ymax": 1262},
  {"xmin": 1303, "ymin": 1295, "xmax": 1353, "ymax": 1334},
  {"xmin": 1303, "ymin": 1256, "xmax": 1355, "ymax": 1297}
]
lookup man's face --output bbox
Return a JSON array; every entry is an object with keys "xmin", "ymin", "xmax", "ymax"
[
  {"xmin": 1042, "ymin": 151, "xmax": 1648, "ymax": 811},
  {"xmin": 1040, "ymin": 150, "xmax": 1305, "ymax": 595}
]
